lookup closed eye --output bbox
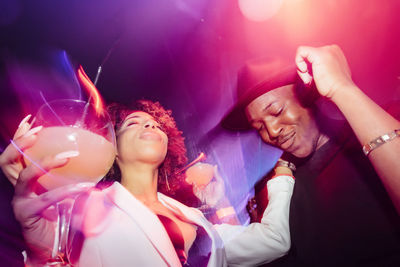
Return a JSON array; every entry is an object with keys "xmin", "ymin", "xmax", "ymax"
[
  {"xmin": 274, "ymin": 107, "xmax": 283, "ymax": 116},
  {"xmin": 126, "ymin": 121, "xmax": 138, "ymax": 127},
  {"xmin": 265, "ymin": 101, "xmax": 284, "ymax": 117},
  {"xmin": 268, "ymin": 104, "xmax": 284, "ymax": 117}
]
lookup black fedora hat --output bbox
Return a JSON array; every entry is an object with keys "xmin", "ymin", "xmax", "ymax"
[{"xmin": 220, "ymin": 58, "xmax": 298, "ymax": 130}]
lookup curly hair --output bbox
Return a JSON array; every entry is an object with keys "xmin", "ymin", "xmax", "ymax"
[{"xmin": 103, "ymin": 100, "xmax": 188, "ymax": 196}]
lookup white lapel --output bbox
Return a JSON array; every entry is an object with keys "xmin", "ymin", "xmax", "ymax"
[{"xmin": 103, "ymin": 182, "xmax": 181, "ymax": 267}]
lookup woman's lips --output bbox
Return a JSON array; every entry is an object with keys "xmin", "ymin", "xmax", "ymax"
[{"xmin": 140, "ymin": 130, "xmax": 162, "ymax": 141}]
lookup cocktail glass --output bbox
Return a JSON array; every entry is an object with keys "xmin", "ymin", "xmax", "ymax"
[
  {"xmin": 24, "ymin": 99, "xmax": 116, "ymax": 266},
  {"xmin": 185, "ymin": 162, "xmax": 215, "ymax": 190}
]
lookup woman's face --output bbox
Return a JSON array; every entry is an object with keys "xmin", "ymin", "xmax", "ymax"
[{"xmin": 116, "ymin": 111, "xmax": 168, "ymax": 166}]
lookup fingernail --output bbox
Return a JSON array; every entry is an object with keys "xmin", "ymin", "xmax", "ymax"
[
  {"xmin": 29, "ymin": 117, "xmax": 36, "ymax": 128},
  {"xmin": 305, "ymin": 75, "xmax": 312, "ymax": 85},
  {"xmin": 299, "ymin": 62, "xmax": 308, "ymax": 72},
  {"xmin": 23, "ymin": 126, "xmax": 43, "ymax": 138},
  {"xmin": 18, "ymin": 114, "xmax": 32, "ymax": 128},
  {"xmin": 300, "ymin": 73, "xmax": 311, "ymax": 85},
  {"xmin": 55, "ymin": 150, "xmax": 80, "ymax": 160}
]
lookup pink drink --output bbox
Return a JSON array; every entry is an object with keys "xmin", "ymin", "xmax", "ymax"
[
  {"xmin": 185, "ymin": 163, "xmax": 214, "ymax": 188},
  {"xmin": 25, "ymin": 126, "xmax": 115, "ymax": 190}
]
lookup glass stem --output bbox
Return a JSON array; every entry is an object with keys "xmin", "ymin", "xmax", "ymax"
[{"xmin": 55, "ymin": 199, "xmax": 73, "ymax": 264}]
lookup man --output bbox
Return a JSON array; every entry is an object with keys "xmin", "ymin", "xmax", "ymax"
[{"xmin": 221, "ymin": 45, "xmax": 400, "ymax": 266}]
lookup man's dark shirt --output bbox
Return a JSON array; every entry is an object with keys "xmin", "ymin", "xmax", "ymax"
[{"xmin": 266, "ymin": 131, "xmax": 400, "ymax": 267}]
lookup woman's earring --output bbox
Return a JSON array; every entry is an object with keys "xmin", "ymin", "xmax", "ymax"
[{"xmin": 164, "ymin": 169, "xmax": 171, "ymax": 191}]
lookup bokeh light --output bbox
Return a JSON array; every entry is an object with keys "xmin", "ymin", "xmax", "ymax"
[{"xmin": 238, "ymin": 0, "xmax": 284, "ymax": 21}]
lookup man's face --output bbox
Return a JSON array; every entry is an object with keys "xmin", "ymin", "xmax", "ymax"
[{"xmin": 245, "ymin": 84, "xmax": 321, "ymax": 158}]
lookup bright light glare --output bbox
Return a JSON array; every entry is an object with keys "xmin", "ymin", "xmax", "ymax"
[
  {"xmin": 67, "ymin": 133, "xmax": 77, "ymax": 141},
  {"xmin": 238, "ymin": 0, "xmax": 284, "ymax": 21}
]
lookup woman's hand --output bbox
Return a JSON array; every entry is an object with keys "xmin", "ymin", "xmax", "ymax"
[
  {"xmin": 273, "ymin": 159, "xmax": 294, "ymax": 177},
  {"xmin": 273, "ymin": 166, "xmax": 293, "ymax": 177},
  {"xmin": 295, "ymin": 45, "xmax": 356, "ymax": 100},
  {"xmin": 0, "ymin": 115, "xmax": 42, "ymax": 185},
  {"xmin": 12, "ymin": 153, "xmax": 84, "ymax": 225},
  {"xmin": 12, "ymin": 152, "xmax": 93, "ymax": 263}
]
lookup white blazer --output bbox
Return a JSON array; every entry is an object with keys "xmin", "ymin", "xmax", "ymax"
[{"xmin": 70, "ymin": 175, "xmax": 294, "ymax": 267}]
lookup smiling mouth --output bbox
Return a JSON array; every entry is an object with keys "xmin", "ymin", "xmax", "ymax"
[{"xmin": 278, "ymin": 131, "xmax": 296, "ymax": 150}]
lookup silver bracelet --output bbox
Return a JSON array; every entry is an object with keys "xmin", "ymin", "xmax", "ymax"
[
  {"xmin": 275, "ymin": 159, "xmax": 296, "ymax": 172},
  {"xmin": 362, "ymin": 129, "xmax": 400, "ymax": 156}
]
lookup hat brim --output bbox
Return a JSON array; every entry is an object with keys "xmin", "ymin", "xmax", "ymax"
[{"xmin": 221, "ymin": 65, "xmax": 298, "ymax": 130}]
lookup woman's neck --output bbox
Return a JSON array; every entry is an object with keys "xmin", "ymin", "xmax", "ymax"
[{"xmin": 119, "ymin": 162, "xmax": 159, "ymax": 204}]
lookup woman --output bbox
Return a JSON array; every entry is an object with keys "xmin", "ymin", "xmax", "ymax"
[{"xmin": 4, "ymin": 100, "xmax": 295, "ymax": 266}]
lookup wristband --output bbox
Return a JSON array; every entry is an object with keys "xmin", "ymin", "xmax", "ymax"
[
  {"xmin": 362, "ymin": 129, "xmax": 400, "ymax": 156},
  {"xmin": 275, "ymin": 159, "xmax": 296, "ymax": 172}
]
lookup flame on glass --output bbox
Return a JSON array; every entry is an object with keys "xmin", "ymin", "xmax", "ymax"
[{"xmin": 77, "ymin": 65, "xmax": 105, "ymax": 115}]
